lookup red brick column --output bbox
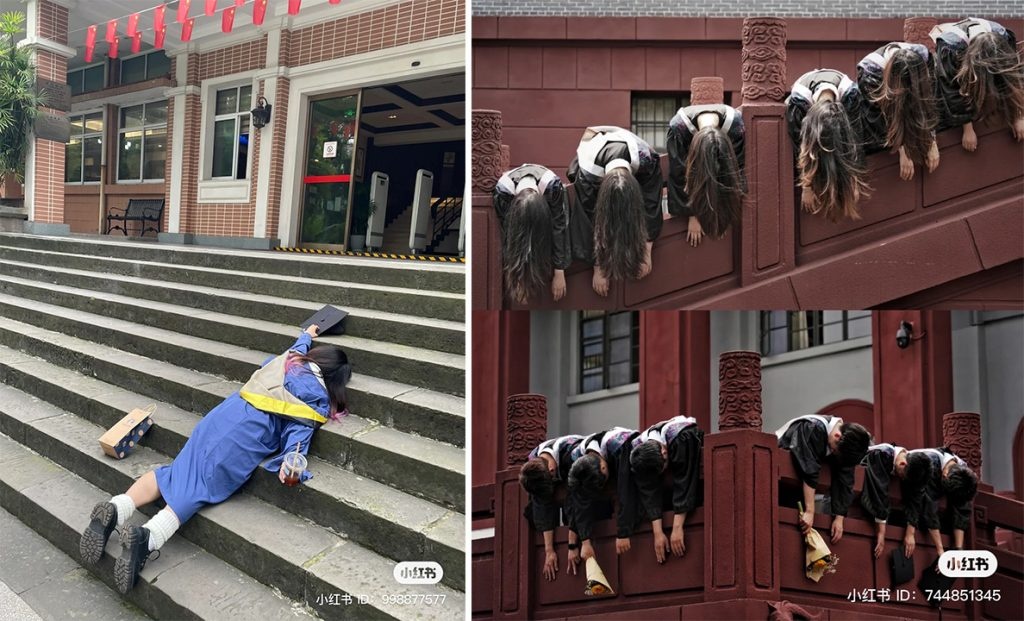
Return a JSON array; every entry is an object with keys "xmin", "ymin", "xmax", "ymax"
[
  {"xmin": 472, "ymin": 109, "xmax": 507, "ymax": 310},
  {"xmin": 639, "ymin": 311, "xmax": 712, "ymax": 431}
]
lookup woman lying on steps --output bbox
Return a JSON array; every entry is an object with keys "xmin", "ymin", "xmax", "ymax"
[{"xmin": 79, "ymin": 324, "xmax": 351, "ymax": 594}]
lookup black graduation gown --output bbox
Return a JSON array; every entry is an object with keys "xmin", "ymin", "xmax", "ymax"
[
  {"xmin": 666, "ymin": 104, "xmax": 746, "ymax": 219},
  {"xmin": 776, "ymin": 416, "xmax": 855, "ymax": 517},
  {"xmin": 631, "ymin": 420, "xmax": 704, "ymax": 522},
  {"xmin": 785, "ymin": 69, "xmax": 867, "ymax": 152},
  {"xmin": 932, "ymin": 18, "xmax": 1019, "ymax": 130},
  {"xmin": 905, "ymin": 448, "xmax": 973, "ymax": 532},
  {"xmin": 859, "ymin": 443, "xmax": 928, "ymax": 524},
  {"xmin": 566, "ymin": 127, "xmax": 664, "ymax": 264},
  {"xmin": 568, "ymin": 428, "xmax": 643, "ymax": 541},
  {"xmin": 523, "ymin": 435, "xmax": 585, "ymax": 533},
  {"xmin": 856, "ymin": 42, "xmax": 932, "ymax": 153},
  {"xmin": 493, "ymin": 164, "xmax": 572, "ymax": 270}
]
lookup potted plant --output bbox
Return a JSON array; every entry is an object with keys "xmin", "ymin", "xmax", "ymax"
[{"xmin": 0, "ymin": 11, "xmax": 47, "ymax": 198}]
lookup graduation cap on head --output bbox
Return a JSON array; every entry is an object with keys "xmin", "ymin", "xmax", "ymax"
[{"xmin": 301, "ymin": 305, "xmax": 348, "ymax": 336}]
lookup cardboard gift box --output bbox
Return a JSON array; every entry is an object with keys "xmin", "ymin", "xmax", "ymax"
[{"xmin": 99, "ymin": 406, "xmax": 155, "ymax": 459}]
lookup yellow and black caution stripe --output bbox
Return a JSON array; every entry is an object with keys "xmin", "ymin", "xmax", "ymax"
[{"xmin": 273, "ymin": 246, "xmax": 466, "ymax": 263}]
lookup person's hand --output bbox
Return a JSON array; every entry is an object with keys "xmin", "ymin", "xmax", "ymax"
[
  {"xmin": 874, "ymin": 534, "xmax": 885, "ymax": 559},
  {"xmin": 899, "ymin": 149, "xmax": 915, "ymax": 181},
  {"xmin": 615, "ymin": 538, "xmax": 631, "ymax": 555},
  {"xmin": 542, "ymin": 549, "xmax": 558, "ymax": 581},
  {"xmin": 962, "ymin": 125, "xmax": 978, "ymax": 152},
  {"xmin": 551, "ymin": 270, "xmax": 566, "ymax": 301},
  {"xmin": 567, "ymin": 546, "xmax": 581, "ymax": 576},
  {"xmin": 1012, "ymin": 117, "xmax": 1024, "ymax": 141},
  {"xmin": 686, "ymin": 217, "xmax": 704, "ymax": 247},
  {"xmin": 637, "ymin": 244, "xmax": 652, "ymax": 279},
  {"xmin": 934, "ymin": 547, "xmax": 945, "ymax": 573},
  {"xmin": 799, "ymin": 511, "xmax": 814, "ymax": 534},
  {"xmin": 653, "ymin": 529, "xmax": 670, "ymax": 564},
  {"xmin": 903, "ymin": 533, "xmax": 916, "ymax": 558},
  {"xmin": 670, "ymin": 525, "xmax": 686, "ymax": 558},
  {"xmin": 591, "ymin": 266, "xmax": 609, "ymax": 297},
  {"xmin": 580, "ymin": 540, "xmax": 595, "ymax": 561},
  {"xmin": 278, "ymin": 463, "xmax": 288, "ymax": 484},
  {"xmin": 304, "ymin": 324, "xmax": 320, "ymax": 337},
  {"xmin": 830, "ymin": 516, "xmax": 844, "ymax": 544},
  {"xmin": 926, "ymin": 141, "xmax": 940, "ymax": 173},
  {"xmin": 801, "ymin": 186, "xmax": 815, "ymax": 213}
]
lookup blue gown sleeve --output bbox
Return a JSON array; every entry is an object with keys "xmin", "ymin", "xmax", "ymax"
[
  {"xmin": 261, "ymin": 332, "xmax": 313, "ymax": 367},
  {"xmin": 262, "ymin": 419, "xmax": 316, "ymax": 481}
]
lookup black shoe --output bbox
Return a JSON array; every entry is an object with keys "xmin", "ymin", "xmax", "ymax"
[
  {"xmin": 80, "ymin": 502, "xmax": 117, "ymax": 566},
  {"xmin": 114, "ymin": 525, "xmax": 157, "ymax": 594}
]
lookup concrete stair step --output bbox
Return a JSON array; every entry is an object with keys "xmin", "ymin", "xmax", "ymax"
[
  {"xmin": 0, "ymin": 393, "xmax": 465, "ymax": 617},
  {"xmin": 0, "ymin": 506, "xmax": 152, "ymax": 621},
  {"xmin": 0, "ymin": 433, "xmax": 323, "ymax": 620},
  {"xmin": 0, "ymin": 245, "xmax": 465, "ymax": 330},
  {"xmin": 0, "ymin": 327, "xmax": 463, "ymax": 509},
  {"xmin": 0, "ymin": 232, "xmax": 464, "ymax": 293},
  {"xmin": 0, "ymin": 272, "xmax": 465, "ymax": 397},
  {"xmin": 0, "ymin": 296, "xmax": 463, "ymax": 446}
]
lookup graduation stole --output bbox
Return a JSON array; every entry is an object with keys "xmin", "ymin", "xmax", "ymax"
[{"xmin": 239, "ymin": 353, "xmax": 328, "ymax": 428}]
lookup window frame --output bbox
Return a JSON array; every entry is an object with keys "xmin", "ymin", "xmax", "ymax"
[
  {"xmin": 115, "ymin": 100, "xmax": 168, "ymax": 184},
  {"xmin": 210, "ymin": 84, "xmax": 253, "ymax": 181},
  {"xmin": 577, "ymin": 311, "xmax": 641, "ymax": 394},
  {"xmin": 118, "ymin": 49, "xmax": 172, "ymax": 86},
  {"xmin": 67, "ymin": 62, "xmax": 107, "ymax": 96},
  {"xmin": 759, "ymin": 311, "xmax": 872, "ymax": 358},
  {"xmin": 630, "ymin": 92, "xmax": 691, "ymax": 154},
  {"xmin": 64, "ymin": 109, "xmax": 105, "ymax": 185}
]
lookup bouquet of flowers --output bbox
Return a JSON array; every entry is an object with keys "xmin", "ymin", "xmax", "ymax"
[
  {"xmin": 584, "ymin": 557, "xmax": 615, "ymax": 596},
  {"xmin": 798, "ymin": 502, "xmax": 839, "ymax": 582}
]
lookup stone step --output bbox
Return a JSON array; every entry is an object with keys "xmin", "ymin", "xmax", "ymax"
[
  {"xmin": 0, "ymin": 324, "xmax": 463, "ymax": 509},
  {"xmin": 0, "ymin": 295, "xmax": 464, "ymax": 447},
  {"xmin": 0, "ymin": 505, "xmax": 151, "ymax": 621},
  {"xmin": 0, "ymin": 270, "xmax": 465, "ymax": 397},
  {"xmin": 0, "ymin": 245, "xmax": 466, "ymax": 330},
  {"xmin": 0, "ymin": 393, "xmax": 465, "ymax": 618},
  {"xmin": 0, "ymin": 232, "xmax": 465, "ymax": 293},
  {"xmin": 0, "ymin": 433, "xmax": 324, "ymax": 620},
  {"xmin": 0, "ymin": 356, "xmax": 464, "ymax": 591}
]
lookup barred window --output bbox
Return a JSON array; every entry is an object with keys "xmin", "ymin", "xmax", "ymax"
[
  {"xmin": 631, "ymin": 93, "xmax": 689, "ymax": 153},
  {"xmin": 760, "ymin": 311, "xmax": 872, "ymax": 356},
  {"xmin": 579, "ymin": 311, "xmax": 640, "ymax": 393}
]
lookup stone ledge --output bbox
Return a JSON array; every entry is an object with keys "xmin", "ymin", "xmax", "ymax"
[{"xmin": 157, "ymin": 233, "xmax": 280, "ymax": 250}]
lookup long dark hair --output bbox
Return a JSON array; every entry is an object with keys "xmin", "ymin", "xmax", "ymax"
[
  {"xmin": 873, "ymin": 48, "xmax": 936, "ymax": 163},
  {"xmin": 798, "ymin": 101, "xmax": 871, "ymax": 221},
  {"xmin": 502, "ymin": 188, "xmax": 553, "ymax": 304},
  {"xmin": 287, "ymin": 345, "xmax": 351, "ymax": 421},
  {"xmin": 593, "ymin": 168, "xmax": 646, "ymax": 282},
  {"xmin": 685, "ymin": 126, "xmax": 744, "ymax": 238},
  {"xmin": 956, "ymin": 31, "xmax": 1024, "ymax": 126}
]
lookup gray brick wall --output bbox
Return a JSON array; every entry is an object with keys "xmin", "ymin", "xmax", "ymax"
[{"xmin": 472, "ymin": 1, "xmax": 1023, "ymax": 18}]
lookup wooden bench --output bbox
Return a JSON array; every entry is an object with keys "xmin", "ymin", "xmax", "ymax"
[{"xmin": 105, "ymin": 198, "xmax": 165, "ymax": 237}]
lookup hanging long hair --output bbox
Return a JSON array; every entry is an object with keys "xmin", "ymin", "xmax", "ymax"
[
  {"xmin": 798, "ymin": 101, "xmax": 871, "ymax": 221},
  {"xmin": 593, "ymin": 168, "xmax": 647, "ymax": 282},
  {"xmin": 872, "ymin": 48, "xmax": 937, "ymax": 163},
  {"xmin": 286, "ymin": 346, "xmax": 351, "ymax": 421},
  {"xmin": 956, "ymin": 31, "xmax": 1024, "ymax": 126},
  {"xmin": 685, "ymin": 126, "xmax": 744, "ymax": 238},
  {"xmin": 502, "ymin": 188, "xmax": 553, "ymax": 304}
]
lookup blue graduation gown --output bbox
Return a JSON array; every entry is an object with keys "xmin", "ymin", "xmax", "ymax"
[{"xmin": 154, "ymin": 333, "xmax": 329, "ymax": 523}]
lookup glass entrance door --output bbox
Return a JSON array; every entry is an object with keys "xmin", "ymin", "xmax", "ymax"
[{"xmin": 299, "ymin": 93, "xmax": 361, "ymax": 248}]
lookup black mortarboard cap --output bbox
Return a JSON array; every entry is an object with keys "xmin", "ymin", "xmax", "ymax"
[
  {"xmin": 890, "ymin": 547, "xmax": 915, "ymax": 586},
  {"xmin": 301, "ymin": 305, "xmax": 348, "ymax": 335}
]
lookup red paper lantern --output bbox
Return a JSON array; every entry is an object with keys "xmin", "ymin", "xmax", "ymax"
[
  {"xmin": 288, "ymin": 0, "xmax": 302, "ymax": 16},
  {"xmin": 127, "ymin": 12, "xmax": 139, "ymax": 36},
  {"xmin": 131, "ymin": 31, "xmax": 142, "ymax": 53},
  {"xmin": 105, "ymin": 19, "xmax": 117, "ymax": 44},
  {"xmin": 253, "ymin": 0, "xmax": 268, "ymax": 25},
  {"xmin": 177, "ymin": 0, "xmax": 191, "ymax": 23},
  {"xmin": 222, "ymin": 7, "xmax": 236, "ymax": 33},
  {"xmin": 205, "ymin": 0, "xmax": 217, "ymax": 16},
  {"xmin": 154, "ymin": 4, "xmax": 166, "ymax": 32},
  {"xmin": 181, "ymin": 17, "xmax": 195, "ymax": 42},
  {"xmin": 154, "ymin": 25, "xmax": 167, "ymax": 50},
  {"xmin": 109, "ymin": 36, "xmax": 119, "ymax": 59},
  {"xmin": 84, "ymin": 24, "xmax": 97, "ymax": 62}
]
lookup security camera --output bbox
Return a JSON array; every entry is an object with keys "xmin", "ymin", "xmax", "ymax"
[{"xmin": 896, "ymin": 320, "xmax": 913, "ymax": 349}]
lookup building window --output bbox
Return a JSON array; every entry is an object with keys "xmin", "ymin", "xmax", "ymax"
[
  {"xmin": 119, "ymin": 51, "xmax": 171, "ymax": 86},
  {"xmin": 579, "ymin": 311, "xmax": 640, "ymax": 393},
  {"xmin": 67, "ymin": 64, "xmax": 105, "ymax": 96},
  {"xmin": 631, "ymin": 93, "xmax": 689, "ymax": 153},
  {"xmin": 117, "ymin": 101, "xmax": 167, "ymax": 182},
  {"xmin": 65, "ymin": 112, "xmax": 104, "ymax": 183},
  {"xmin": 760, "ymin": 311, "xmax": 872, "ymax": 356},
  {"xmin": 211, "ymin": 85, "xmax": 252, "ymax": 180}
]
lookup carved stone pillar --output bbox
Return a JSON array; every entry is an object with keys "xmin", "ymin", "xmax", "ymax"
[
  {"xmin": 472, "ymin": 109, "xmax": 504, "ymax": 194},
  {"xmin": 904, "ymin": 17, "xmax": 938, "ymax": 52},
  {"xmin": 718, "ymin": 350, "xmax": 763, "ymax": 432},
  {"xmin": 471, "ymin": 109, "xmax": 507, "ymax": 309},
  {"xmin": 503, "ymin": 393, "xmax": 548, "ymax": 469},
  {"xmin": 942, "ymin": 412, "xmax": 983, "ymax": 479},
  {"xmin": 741, "ymin": 17, "xmax": 788, "ymax": 105},
  {"xmin": 690, "ymin": 77, "xmax": 725, "ymax": 105}
]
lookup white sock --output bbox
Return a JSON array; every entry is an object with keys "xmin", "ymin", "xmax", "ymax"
[
  {"xmin": 143, "ymin": 507, "xmax": 180, "ymax": 552},
  {"xmin": 110, "ymin": 494, "xmax": 136, "ymax": 528}
]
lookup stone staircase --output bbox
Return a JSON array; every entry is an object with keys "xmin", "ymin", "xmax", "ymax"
[{"xmin": 0, "ymin": 232, "xmax": 465, "ymax": 620}]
